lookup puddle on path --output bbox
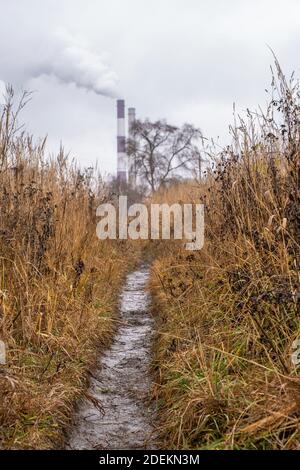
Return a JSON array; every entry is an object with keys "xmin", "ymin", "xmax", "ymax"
[{"xmin": 67, "ymin": 265, "xmax": 156, "ymax": 450}]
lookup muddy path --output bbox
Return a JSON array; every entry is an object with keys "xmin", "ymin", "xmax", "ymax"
[{"xmin": 66, "ymin": 265, "xmax": 157, "ymax": 450}]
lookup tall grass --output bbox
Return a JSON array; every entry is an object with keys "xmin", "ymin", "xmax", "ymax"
[
  {"xmin": 0, "ymin": 88, "xmax": 139, "ymax": 449},
  {"xmin": 149, "ymin": 62, "xmax": 300, "ymax": 449}
]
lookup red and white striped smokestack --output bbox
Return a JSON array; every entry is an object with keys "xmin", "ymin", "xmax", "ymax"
[
  {"xmin": 128, "ymin": 107, "xmax": 136, "ymax": 135},
  {"xmin": 128, "ymin": 107, "xmax": 136, "ymax": 186},
  {"xmin": 117, "ymin": 99, "xmax": 127, "ymax": 182}
]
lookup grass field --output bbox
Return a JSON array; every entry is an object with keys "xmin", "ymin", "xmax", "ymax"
[
  {"xmin": 0, "ymin": 89, "xmax": 140, "ymax": 449},
  {"xmin": 149, "ymin": 63, "xmax": 300, "ymax": 449},
  {"xmin": 0, "ymin": 62, "xmax": 299, "ymax": 450}
]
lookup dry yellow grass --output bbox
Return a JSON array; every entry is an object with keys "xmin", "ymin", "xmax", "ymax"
[
  {"xmin": 1, "ymin": 63, "xmax": 299, "ymax": 451},
  {"xmin": 0, "ymin": 89, "xmax": 140, "ymax": 449},
  {"xmin": 149, "ymin": 63, "xmax": 300, "ymax": 449}
]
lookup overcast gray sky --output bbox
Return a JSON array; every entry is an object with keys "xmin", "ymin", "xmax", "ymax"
[{"xmin": 0, "ymin": 0, "xmax": 299, "ymax": 176}]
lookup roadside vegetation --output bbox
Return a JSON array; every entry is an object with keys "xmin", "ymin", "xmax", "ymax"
[
  {"xmin": 149, "ymin": 62, "xmax": 300, "ymax": 449},
  {"xmin": 0, "ymin": 60, "xmax": 299, "ymax": 451},
  {"xmin": 0, "ymin": 88, "xmax": 139, "ymax": 449}
]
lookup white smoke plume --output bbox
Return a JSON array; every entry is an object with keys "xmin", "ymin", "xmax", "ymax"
[{"xmin": 34, "ymin": 31, "xmax": 119, "ymax": 98}]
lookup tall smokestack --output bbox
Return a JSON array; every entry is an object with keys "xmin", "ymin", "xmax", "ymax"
[
  {"xmin": 117, "ymin": 99, "xmax": 127, "ymax": 182},
  {"xmin": 128, "ymin": 107, "xmax": 136, "ymax": 134},
  {"xmin": 128, "ymin": 107, "xmax": 136, "ymax": 186}
]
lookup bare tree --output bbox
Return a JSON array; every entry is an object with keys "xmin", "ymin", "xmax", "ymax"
[{"xmin": 127, "ymin": 119, "xmax": 202, "ymax": 191}]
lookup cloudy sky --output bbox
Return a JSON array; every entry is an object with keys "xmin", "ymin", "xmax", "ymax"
[{"xmin": 0, "ymin": 0, "xmax": 299, "ymax": 176}]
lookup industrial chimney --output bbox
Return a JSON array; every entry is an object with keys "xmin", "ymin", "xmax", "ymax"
[
  {"xmin": 117, "ymin": 99, "xmax": 127, "ymax": 182},
  {"xmin": 128, "ymin": 107, "xmax": 136, "ymax": 186},
  {"xmin": 128, "ymin": 107, "xmax": 136, "ymax": 134}
]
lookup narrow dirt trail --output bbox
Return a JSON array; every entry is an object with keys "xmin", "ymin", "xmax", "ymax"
[{"xmin": 67, "ymin": 265, "xmax": 157, "ymax": 450}]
